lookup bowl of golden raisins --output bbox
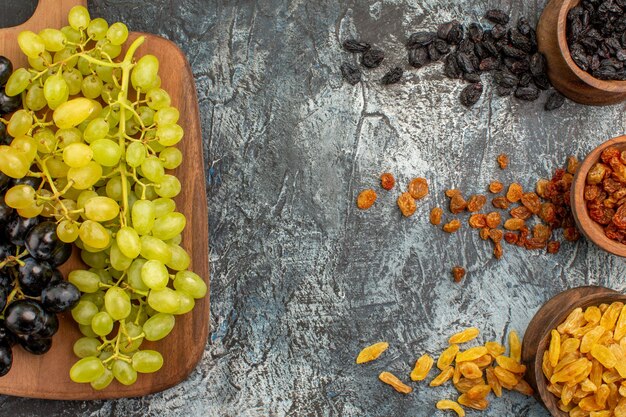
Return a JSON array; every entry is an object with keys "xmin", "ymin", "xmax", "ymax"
[
  {"xmin": 522, "ymin": 286, "xmax": 626, "ymax": 417},
  {"xmin": 571, "ymin": 135, "xmax": 626, "ymax": 257}
]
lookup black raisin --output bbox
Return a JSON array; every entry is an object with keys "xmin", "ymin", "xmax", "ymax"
[
  {"xmin": 479, "ymin": 57, "xmax": 500, "ymax": 71},
  {"xmin": 456, "ymin": 52, "xmax": 476, "ymax": 74},
  {"xmin": 361, "ymin": 48, "xmax": 385, "ymax": 68},
  {"xmin": 460, "ymin": 82, "xmax": 483, "ymax": 107},
  {"xmin": 533, "ymin": 74, "xmax": 552, "ymax": 90},
  {"xmin": 529, "ymin": 53, "xmax": 547, "ymax": 77},
  {"xmin": 340, "ymin": 62, "xmax": 361, "ymax": 85},
  {"xmin": 518, "ymin": 73, "xmax": 532, "ymax": 87},
  {"xmin": 438, "ymin": 21, "xmax": 464, "ymax": 45},
  {"xmin": 517, "ymin": 18, "xmax": 532, "ymax": 36},
  {"xmin": 491, "ymin": 24, "xmax": 507, "ymax": 40},
  {"xmin": 493, "ymin": 70, "xmax": 519, "ymax": 88},
  {"xmin": 381, "ymin": 67, "xmax": 403, "ymax": 85},
  {"xmin": 468, "ymin": 23, "xmax": 484, "ymax": 43},
  {"xmin": 434, "ymin": 39, "xmax": 451, "ymax": 54},
  {"xmin": 509, "ymin": 29, "xmax": 533, "ymax": 53},
  {"xmin": 408, "ymin": 47, "xmax": 429, "ymax": 69},
  {"xmin": 495, "ymin": 85, "xmax": 514, "ymax": 96},
  {"xmin": 514, "ymin": 85, "xmax": 540, "ymax": 101},
  {"xmin": 485, "ymin": 9, "xmax": 510, "ymax": 25},
  {"xmin": 406, "ymin": 31, "xmax": 436, "ymax": 48},
  {"xmin": 545, "ymin": 92, "xmax": 565, "ymax": 111},
  {"xmin": 502, "ymin": 45, "xmax": 527, "ymax": 59},
  {"xmin": 342, "ymin": 39, "xmax": 371, "ymax": 53},
  {"xmin": 464, "ymin": 72, "xmax": 481, "ymax": 83},
  {"xmin": 427, "ymin": 43, "xmax": 442, "ymax": 61},
  {"xmin": 444, "ymin": 53, "xmax": 461, "ymax": 78}
]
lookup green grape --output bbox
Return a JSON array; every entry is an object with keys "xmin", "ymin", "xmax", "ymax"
[
  {"xmin": 105, "ymin": 176, "xmax": 123, "ymax": 200},
  {"xmin": 80, "ymin": 249, "xmax": 107, "ymax": 269},
  {"xmin": 167, "ymin": 244, "xmax": 191, "ymax": 271},
  {"xmin": 71, "ymin": 300, "xmax": 99, "ymax": 325},
  {"xmin": 28, "ymin": 50, "xmax": 52, "ymax": 71},
  {"xmin": 141, "ymin": 156, "xmax": 165, "ymax": 182},
  {"xmin": 156, "ymin": 175, "xmax": 181, "ymax": 198},
  {"xmin": 17, "ymin": 30, "xmax": 46, "ymax": 59},
  {"xmin": 140, "ymin": 260, "xmax": 169, "ymax": 290},
  {"xmin": 101, "ymin": 84, "xmax": 121, "ymax": 104},
  {"xmin": 57, "ymin": 220, "xmax": 79, "ymax": 243},
  {"xmin": 99, "ymin": 41, "xmax": 122, "ymax": 59},
  {"xmin": 77, "ymin": 189, "xmax": 98, "ymax": 210},
  {"xmin": 87, "ymin": 18, "xmax": 108, "ymax": 40},
  {"xmin": 153, "ymin": 198, "xmax": 176, "ymax": 217},
  {"xmin": 78, "ymin": 323, "xmax": 98, "ymax": 337},
  {"xmin": 83, "ymin": 118, "xmax": 109, "ymax": 143},
  {"xmin": 136, "ymin": 106, "xmax": 155, "ymax": 126},
  {"xmin": 5, "ymin": 185, "xmax": 36, "ymax": 209},
  {"xmin": 5, "ymin": 68, "xmax": 31, "ymax": 97},
  {"xmin": 174, "ymin": 271, "xmax": 207, "ymax": 299},
  {"xmin": 131, "ymin": 350, "xmax": 163, "ymax": 373},
  {"xmin": 61, "ymin": 25, "xmax": 81, "ymax": 43},
  {"xmin": 156, "ymin": 124, "xmax": 183, "ymax": 146},
  {"xmin": 131, "ymin": 54, "xmax": 159, "ymax": 91},
  {"xmin": 104, "ymin": 287, "xmax": 131, "ymax": 320},
  {"xmin": 25, "ymin": 85, "xmax": 47, "ymax": 111},
  {"xmin": 62, "ymin": 143, "xmax": 93, "ymax": 168},
  {"xmin": 45, "ymin": 157, "xmax": 69, "ymax": 178},
  {"xmin": 55, "ymin": 127, "xmax": 82, "ymax": 147},
  {"xmin": 128, "ymin": 305, "xmax": 148, "ymax": 325},
  {"xmin": 112, "ymin": 359, "xmax": 137, "ymax": 385},
  {"xmin": 62, "ymin": 67, "xmax": 83, "ymax": 95},
  {"xmin": 81, "ymin": 74, "xmax": 103, "ymax": 99},
  {"xmin": 86, "ymin": 100, "xmax": 103, "ymax": 122},
  {"xmin": 54, "ymin": 47, "xmax": 78, "ymax": 68},
  {"xmin": 140, "ymin": 236, "xmax": 172, "ymax": 264},
  {"xmin": 126, "ymin": 142, "xmax": 146, "ymax": 168},
  {"xmin": 131, "ymin": 200, "xmax": 155, "ymax": 235},
  {"xmin": 152, "ymin": 212, "xmax": 186, "ymax": 241},
  {"xmin": 107, "ymin": 22, "xmax": 128, "ymax": 46},
  {"xmin": 68, "ymin": 5, "xmax": 91, "ymax": 30},
  {"xmin": 135, "ymin": 181, "xmax": 158, "ymax": 200},
  {"xmin": 68, "ymin": 270, "xmax": 101, "ymax": 293},
  {"xmin": 10, "ymin": 135, "xmax": 38, "ymax": 160},
  {"xmin": 7, "ymin": 110, "xmax": 33, "ymax": 137},
  {"xmin": 43, "ymin": 73, "xmax": 69, "ymax": 109},
  {"xmin": 146, "ymin": 88, "xmax": 171, "ymax": 110},
  {"xmin": 159, "ymin": 147, "xmax": 183, "ymax": 170},
  {"xmin": 68, "ymin": 161, "xmax": 102, "ymax": 189},
  {"xmin": 175, "ymin": 292, "xmax": 195, "ymax": 315},
  {"xmin": 91, "ymin": 270, "xmax": 113, "ymax": 286},
  {"xmin": 120, "ymin": 322, "xmax": 143, "ymax": 353},
  {"xmin": 143, "ymin": 313, "xmax": 175, "ymax": 341},
  {"xmin": 91, "ymin": 311, "xmax": 114, "ymax": 336},
  {"xmin": 52, "ymin": 199, "xmax": 80, "ymax": 221},
  {"xmin": 81, "ymin": 290, "xmax": 105, "ymax": 307},
  {"xmin": 147, "ymin": 288, "xmax": 181, "ymax": 314},
  {"xmin": 73, "ymin": 337, "xmax": 100, "ymax": 358},
  {"xmin": 127, "ymin": 258, "xmax": 149, "ymax": 292},
  {"xmin": 90, "ymin": 139, "xmax": 121, "ymax": 166},
  {"xmin": 79, "ymin": 220, "xmax": 110, "ymax": 249},
  {"xmin": 84, "ymin": 196, "xmax": 120, "ymax": 222},
  {"xmin": 17, "ymin": 202, "xmax": 44, "ymax": 218},
  {"xmin": 39, "ymin": 28, "xmax": 66, "ymax": 52},
  {"xmin": 95, "ymin": 65, "xmax": 115, "ymax": 84},
  {"xmin": 0, "ymin": 146, "xmax": 30, "ymax": 178},
  {"xmin": 54, "ymin": 98, "xmax": 98, "ymax": 129},
  {"xmin": 70, "ymin": 357, "xmax": 105, "ymax": 383},
  {"xmin": 77, "ymin": 56, "xmax": 92, "ymax": 75},
  {"xmin": 110, "ymin": 241, "xmax": 132, "ymax": 271},
  {"xmin": 154, "ymin": 107, "xmax": 179, "ymax": 125},
  {"xmin": 125, "ymin": 118, "xmax": 140, "ymax": 136},
  {"xmin": 90, "ymin": 368, "xmax": 114, "ymax": 390},
  {"xmin": 116, "ymin": 226, "xmax": 141, "ymax": 259}
]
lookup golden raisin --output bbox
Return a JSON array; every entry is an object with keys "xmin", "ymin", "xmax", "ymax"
[
  {"xmin": 468, "ymin": 214, "xmax": 486, "ymax": 229},
  {"xmin": 510, "ymin": 206, "xmax": 532, "ymax": 220},
  {"xmin": 446, "ymin": 189, "xmax": 461, "ymax": 198},
  {"xmin": 452, "ymin": 266, "xmax": 466, "ymax": 283},
  {"xmin": 489, "ymin": 181, "xmax": 504, "ymax": 193},
  {"xmin": 410, "ymin": 354, "xmax": 434, "ymax": 381},
  {"xmin": 533, "ymin": 224, "xmax": 552, "ymax": 241},
  {"xmin": 486, "ymin": 367, "xmax": 502, "ymax": 397},
  {"xmin": 459, "ymin": 362, "xmax": 483, "ymax": 379},
  {"xmin": 521, "ymin": 192, "xmax": 541, "ymax": 214},
  {"xmin": 430, "ymin": 207, "xmax": 443, "ymax": 225},
  {"xmin": 380, "ymin": 173, "xmax": 395, "ymax": 190},
  {"xmin": 379, "ymin": 371, "xmax": 412, "ymax": 394},
  {"xmin": 509, "ymin": 331, "xmax": 522, "ymax": 363},
  {"xmin": 497, "ymin": 154, "xmax": 509, "ymax": 170},
  {"xmin": 485, "ymin": 342, "xmax": 506, "ymax": 358},
  {"xmin": 547, "ymin": 240, "xmax": 560, "ymax": 254},
  {"xmin": 479, "ymin": 228, "xmax": 490, "ymax": 240},
  {"xmin": 443, "ymin": 219, "xmax": 462, "ymax": 233},
  {"xmin": 436, "ymin": 400, "xmax": 465, "ymax": 417},
  {"xmin": 356, "ymin": 189, "xmax": 377, "ymax": 210},
  {"xmin": 356, "ymin": 342, "xmax": 389, "ymax": 364},
  {"xmin": 504, "ymin": 218, "xmax": 525, "ymax": 231},
  {"xmin": 397, "ymin": 192, "xmax": 416, "ymax": 217},
  {"xmin": 408, "ymin": 177, "xmax": 429, "ymax": 200},
  {"xmin": 467, "ymin": 195, "xmax": 487, "ymax": 212},
  {"xmin": 495, "ymin": 355, "xmax": 526, "ymax": 374},
  {"xmin": 449, "ymin": 327, "xmax": 480, "ymax": 344},
  {"xmin": 492, "ymin": 196, "xmax": 510, "ymax": 210},
  {"xmin": 457, "ymin": 346, "xmax": 489, "ymax": 363},
  {"xmin": 489, "ymin": 229, "xmax": 503, "ymax": 243},
  {"xmin": 536, "ymin": 179, "xmax": 550, "ymax": 199},
  {"xmin": 513, "ymin": 379, "xmax": 534, "ymax": 396},
  {"xmin": 449, "ymin": 193, "xmax": 468, "ymax": 214},
  {"xmin": 506, "ymin": 183, "xmax": 523, "ymax": 203},
  {"xmin": 567, "ymin": 156, "xmax": 580, "ymax": 175},
  {"xmin": 485, "ymin": 212, "xmax": 501, "ymax": 228},
  {"xmin": 438, "ymin": 345, "xmax": 460, "ymax": 370},
  {"xmin": 430, "ymin": 366, "xmax": 455, "ymax": 387},
  {"xmin": 493, "ymin": 242, "xmax": 503, "ymax": 259},
  {"xmin": 458, "ymin": 393, "xmax": 489, "ymax": 410},
  {"xmin": 466, "ymin": 384, "xmax": 491, "ymax": 400}
]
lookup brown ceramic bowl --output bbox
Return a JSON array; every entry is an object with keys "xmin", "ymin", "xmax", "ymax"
[
  {"xmin": 571, "ymin": 135, "xmax": 626, "ymax": 257},
  {"xmin": 522, "ymin": 286, "xmax": 626, "ymax": 416},
  {"xmin": 537, "ymin": 0, "xmax": 626, "ymax": 105}
]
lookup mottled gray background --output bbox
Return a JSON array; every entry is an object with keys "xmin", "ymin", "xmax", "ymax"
[{"xmin": 2, "ymin": 0, "xmax": 626, "ymax": 416}]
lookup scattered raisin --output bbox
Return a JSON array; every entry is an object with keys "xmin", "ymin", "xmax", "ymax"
[
  {"xmin": 361, "ymin": 48, "xmax": 385, "ymax": 68},
  {"xmin": 489, "ymin": 181, "xmax": 504, "ymax": 193},
  {"xmin": 493, "ymin": 242, "xmax": 504, "ymax": 259},
  {"xmin": 443, "ymin": 219, "xmax": 462, "ymax": 233},
  {"xmin": 545, "ymin": 92, "xmax": 565, "ymax": 111},
  {"xmin": 492, "ymin": 197, "xmax": 510, "ymax": 210},
  {"xmin": 479, "ymin": 228, "xmax": 490, "ymax": 240},
  {"xmin": 408, "ymin": 178, "xmax": 429, "ymax": 200},
  {"xmin": 452, "ymin": 266, "xmax": 466, "ymax": 283},
  {"xmin": 467, "ymin": 194, "xmax": 487, "ymax": 212},
  {"xmin": 342, "ymin": 39, "xmax": 371, "ymax": 53},
  {"xmin": 398, "ymin": 192, "xmax": 417, "ymax": 217},
  {"xmin": 563, "ymin": 227, "xmax": 580, "ymax": 242},
  {"xmin": 566, "ymin": 156, "xmax": 580, "ymax": 175},
  {"xmin": 460, "ymin": 83, "xmax": 483, "ymax": 107},
  {"xmin": 469, "ymin": 214, "xmax": 487, "ymax": 228},
  {"xmin": 497, "ymin": 154, "xmax": 509, "ymax": 170},
  {"xmin": 510, "ymin": 206, "xmax": 532, "ymax": 220},
  {"xmin": 489, "ymin": 229, "xmax": 504, "ymax": 243},
  {"xmin": 381, "ymin": 66, "xmax": 403, "ymax": 85},
  {"xmin": 357, "ymin": 189, "xmax": 377, "ymax": 210},
  {"xmin": 430, "ymin": 207, "xmax": 443, "ymax": 225},
  {"xmin": 536, "ymin": 179, "xmax": 550, "ymax": 198},
  {"xmin": 380, "ymin": 173, "xmax": 395, "ymax": 190},
  {"xmin": 340, "ymin": 63, "xmax": 362, "ymax": 85},
  {"xmin": 484, "ymin": 9, "xmax": 510, "ymax": 25},
  {"xmin": 504, "ymin": 218, "xmax": 525, "ymax": 231},
  {"xmin": 547, "ymin": 240, "xmax": 561, "ymax": 254},
  {"xmin": 485, "ymin": 212, "xmax": 502, "ymax": 228},
  {"xmin": 449, "ymin": 193, "xmax": 468, "ymax": 214},
  {"xmin": 504, "ymin": 232, "xmax": 519, "ymax": 244},
  {"xmin": 506, "ymin": 183, "xmax": 523, "ymax": 202},
  {"xmin": 533, "ymin": 224, "xmax": 552, "ymax": 241},
  {"xmin": 445, "ymin": 189, "xmax": 461, "ymax": 198},
  {"xmin": 521, "ymin": 192, "xmax": 541, "ymax": 214}
]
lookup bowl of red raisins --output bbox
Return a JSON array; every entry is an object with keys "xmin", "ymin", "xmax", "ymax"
[
  {"xmin": 537, "ymin": 0, "xmax": 626, "ymax": 106},
  {"xmin": 572, "ymin": 135, "xmax": 626, "ymax": 256}
]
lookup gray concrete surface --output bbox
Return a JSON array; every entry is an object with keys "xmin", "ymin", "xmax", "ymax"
[{"xmin": 2, "ymin": 0, "xmax": 626, "ymax": 416}]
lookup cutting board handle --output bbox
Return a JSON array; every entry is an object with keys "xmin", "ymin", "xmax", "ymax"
[{"xmin": 0, "ymin": 0, "xmax": 87, "ymax": 66}]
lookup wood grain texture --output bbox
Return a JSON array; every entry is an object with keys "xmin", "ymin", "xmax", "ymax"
[
  {"xmin": 572, "ymin": 135, "xmax": 626, "ymax": 257},
  {"xmin": 538, "ymin": 0, "xmax": 626, "ymax": 105},
  {"xmin": 521, "ymin": 286, "xmax": 626, "ymax": 417},
  {"xmin": 0, "ymin": 0, "xmax": 208, "ymax": 400}
]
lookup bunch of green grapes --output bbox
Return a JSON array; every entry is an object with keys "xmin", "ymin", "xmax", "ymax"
[{"xmin": 0, "ymin": 6, "xmax": 206, "ymax": 389}]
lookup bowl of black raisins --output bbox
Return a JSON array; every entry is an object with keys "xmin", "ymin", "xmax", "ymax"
[{"xmin": 537, "ymin": 0, "xmax": 626, "ymax": 106}]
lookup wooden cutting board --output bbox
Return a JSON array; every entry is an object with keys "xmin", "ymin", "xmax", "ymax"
[{"xmin": 0, "ymin": 0, "xmax": 209, "ymax": 399}]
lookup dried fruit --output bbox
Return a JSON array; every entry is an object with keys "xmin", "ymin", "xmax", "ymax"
[
  {"xmin": 381, "ymin": 66, "xmax": 403, "ymax": 85},
  {"xmin": 457, "ymin": 346, "xmax": 488, "ymax": 363},
  {"xmin": 460, "ymin": 83, "xmax": 483, "ymax": 107},
  {"xmin": 361, "ymin": 48, "xmax": 385, "ymax": 68},
  {"xmin": 509, "ymin": 331, "xmax": 521, "ymax": 362},
  {"xmin": 342, "ymin": 39, "xmax": 371, "ymax": 53},
  {"xmin": 467, "ymin": 195, "xmax": 487, "ymax": 212},
  {"xmin": 356, "ymin": 342, "xmax": 389, "ymax": 364},
  {"xmin": 340, "ymin": 63, "xmax": 362, "ymax": 85},
  {"xmin": 492, "ymin": 196, "xmax": 510, "ymax": 209},
  {"xmin": 449, "ymin": 193, "xmax": 468, "ymax": 214},
  {"xmin": 457, "ymin": 393, "xmax": 489, "ymax": 410},
  {"xmin": 408, "ymin": 178, "xmax": 429, "ymax": 200},
  {"xmin": 379, "ymin": 371, "xmax": 413, "ymax": 394},
  {"xmin": 521, "ymin": 192, "xmax": 541, "ymax": 214},
  {"xmin": 397, "ymin": 192, "xmax": 417, "ymax": 217},
  {"xmin": 430, "ymin": 366, "xmax": 455, "ymax": 387},
  {"xmin": 357, "ymin": 189, "xmax": 377, "ymax": 210},
  {"xmin": 466, "ymin": 383, "xmax": 491, "ymax": 400},
  {"xmin": 430, "ymin": 207, "xmax": 443, "ymax": 225},
  {"xmin": 533, "ymin": 224, "xmax": 551, "ymax": 241},
  {"xmin": 493, "ymin": 242, "xmax": 503, "ymax": 259},
  {"xmin": 506, "ymin": 183, "xmax": 523, "ymax": 202},
  {"xmin": 460, "ymin": 362, "xmax": 483, "ymax": 379},
  {"xmin": 485, "ymin": 212, "xmax": 501, "ymax": 228},
  {"xmin": 489, "ymin": 181, "xmax": 504, "ymax": 193},
  {"xmin": 484, "ymin": 9, "xmax": 510, "ymax": 25},
  {"xmin": 452, "ymin": 266, "xmax": 466, "ymax": 283},
  {"xmin": 411, "ymin": 354, "xmax": 434, "ymax": 381},
  {"xmin": 468, "ymin": 214, "xmax": 486, "ymax": 228},
  {"xmin": 497, "ymin": 154, "xmax": 509, "ymax": 170},
  {"xmin": 504, "ymin": 218, "xmax": 525, "ymax": 231},
  {"xmin": 380, "ymin": 173, "xmax": 395, "ymax": 190},
  {"xmin": 436, "ymin": 400, "xmax": 466, "ymax": 417},
  {"xmin": 549, "ymin": 330, "xmax": 561, "ymax": 367},
  {"xmin": 494, "ymin": 366, "xmax": 519, "ymax": 386},
  {"xmin": 443, "ymin": 219, "xmax": 462, "ymax": 233},
  {"xmin": 495, "ymin": 355, "xmax": 526, "ymax": 374},
  {"xmin": 438, "ymin": 345, "xmax": 460, "ymax": 370},
  {"xmin": 479, "ymin": 228, "xmax": 490, "ymax": 240},
  {"xmin": 510, "ymin": 206, "xmax": 532, "ymax": 220},
  {"xmin": 449, "ymin": 328, "xmax": 480, "ymax": 345},
  {"xmin": 486, "ymin": 367, "xmax": 502, "ymax": 397},
  {"xmin": 489, "ymin": 229, "xmax": 503, "ymax": 243}
]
